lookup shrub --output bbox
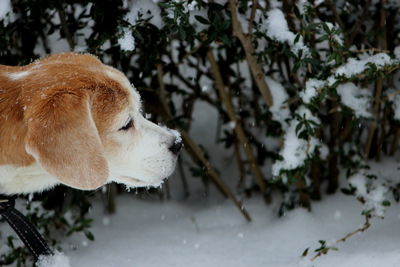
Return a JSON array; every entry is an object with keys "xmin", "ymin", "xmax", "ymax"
[{"xmin": 1, "ymin": 0, "xmax": 400, "ymax": 264}]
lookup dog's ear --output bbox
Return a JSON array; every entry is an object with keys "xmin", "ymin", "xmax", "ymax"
[{"xmin": 25, "ymin": 90, "xmax": 108, "ymax": 190}]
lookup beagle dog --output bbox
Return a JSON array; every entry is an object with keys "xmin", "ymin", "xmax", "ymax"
[{"xmin": 0, "ymin": 53, "xmax": 182, "ymax": 195}]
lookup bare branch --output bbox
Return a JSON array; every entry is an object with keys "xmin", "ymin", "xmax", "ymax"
[
  {"xmin": 228, "ymin": 0, "xmax": 273, "ymax": 107},
  {"xmin": 156, "ymin": 64, "xmax": 252, "ymax": 222},
  {"xmin": 207, "ymin": 49, "xmax": 267, "ymax": 193},
  {"xmin": 311, "ymin": 216, "xmax": 371, "ymax": 261}
]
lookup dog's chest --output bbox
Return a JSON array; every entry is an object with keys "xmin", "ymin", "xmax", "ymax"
[{"xmin": 0, "ymin": 164, "xmax": 58, "ymax": 194}]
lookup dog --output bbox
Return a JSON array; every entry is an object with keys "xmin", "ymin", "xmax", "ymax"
[{"xmin": 0, "ymin": 52, "xmax": 182, "ymax": 195}]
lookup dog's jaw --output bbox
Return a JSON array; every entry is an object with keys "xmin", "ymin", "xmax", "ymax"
[{"xmin": 110, "ymin": 176, "xmax": 165, "ymax": 189}]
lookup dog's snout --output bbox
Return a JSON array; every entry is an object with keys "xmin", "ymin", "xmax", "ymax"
[{"xmin": 169, "ymin": 139, "xmax": 183, "ymax": 155}]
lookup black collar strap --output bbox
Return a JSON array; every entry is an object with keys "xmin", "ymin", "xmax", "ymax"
[{"xmin": 0, "ymin": 196, "xmax": 53, "ymax": 261}]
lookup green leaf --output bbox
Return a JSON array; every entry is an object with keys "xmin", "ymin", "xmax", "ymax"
[
  {"xmin": 85, "ymin": 231, "xmax": 95, "ymax": 241},
  {"xmin": 219, "ymin": 35, "xmax": 231, "ymax": 46},
  {"xmin": 322, "ymin": 22, "xmax": 330, "ymax": 33},
  {"xmin": 195, "ymin": 15, "xmax": 209, "ymax": 25},
  {"xmin": 302, "ymin": 248, "xmax": 309, "ymax": 257},
  {"xmin": 295, "ymin": 122, "xmax": 303, "ymax": 135},
  {"xmin": 294, "ymin": 34, "xmax": 300, "ymax": 44},
  {"xmin": 293, "ymin": 6, "xmax": 301, "ymax": 19},
  {"xmin": 361, "ymin": 209, "xmax": 373, "ymax": 216},
  {"xmin": 341, "ymin": 187, "xmax": 355, "ymax": 195}
]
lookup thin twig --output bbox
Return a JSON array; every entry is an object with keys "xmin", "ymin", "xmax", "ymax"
[
  {"xmin": 207, "ymin": 49, "xmax": 266, "ymax": 193},
  {"xmin": 327, "ymin": 0, "xmax": 344, "ymax": 31},
  {"xmin": 311, "ymin": 216, "xmax": 371, "ymax": 261},
  {"xmin": 181, "ymin": 130, "xmax": 252, "ymax": 222},
  {"xmin": 336, "ymin": 217, "xmax": 370, "ymax": 243},
  {"xmin": 156, "ymin": 64, "xmax": 173, "ymax": 118},
  {"xmin": 376, "ymin": 106, "xmax": 389, "ymax": 160},
  {"xmin": 177, "ymin": 156, "xmax": 190, "ymax": 198},
  {"xmin": 348, "ymin": 0, "xmax": 372, "ymax": 45},
  {"xmin": 228, "ymin": 0, "xmax": 273, "ymax": 107},
  {"xmin": 351, "ymin": 48, "xmax": 390, "ymax": 54},
  {"xmin": 247, "ymin": 0, "xmax": 258, "ymax": 34},
  {"xmin": 389, "ymin": 126, "xmax": 400, "ymax": 155},
  {"xmin": 364, "ymin": 1, "xmax": 387, "ymax": 158},
  {"xmin": 156, "ymin": 64, "xmax": 252, "ymax": 222},
  {"xmin": 57, "ymin": 5, "xmax": 75, "ymax": 50},
  {"xmin": 234, "ymin": 140, "xmax": 247, "ymax": 190}
]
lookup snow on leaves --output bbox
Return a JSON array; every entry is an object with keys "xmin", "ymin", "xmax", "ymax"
[
  {"xmin": 336, "ymin": 83, "xmax": 372, "ymax": 118},
  {"xmin": 349, "ymin": 173, "xmax": 389, "ymax": 217},
  {"xmin": 118, "ymin": 29, "xmax": 135, "ymax": 52},
  {"xmin": 265, "ymin": 8, "xmax": 310, "ymax": 59}
]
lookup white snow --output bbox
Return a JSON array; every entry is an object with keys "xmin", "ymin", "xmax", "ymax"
[
  {"xmin": 336, "ymin": 82, "xmax": 372, "ymax": 118},
  {"xmin": 227, "ymin": 121, "xmax": 236, "ymax": 130},
  {"xmin": 394, "ymin": 46, "xmax": 400, "ymax": 60},
  {"xmin": 4, "ymin": 97, "xmax": 400, "ymax": 267},
  {"xmin": 201, "ymin": 85, "xmax": 210, "ymax": 92},
  {"xmin": 36, "ymin": 251, "xmax": 70, "ymax": 267},
  {"xmin": 296, "ymin": 0, "xmax": 307, "ymax": 15},
  {"xmin": 126, "ymin": 0, "xmax": 163, "ymax": 28},
  {"xmin": 387, "ymin": 90, "xmax": 400, "ymax": 121},
  {"xmin": 265, "ymin": 77, "xmax": 290, "ymax": 125},
  {"xmin": 170, "ymin": 129, "xmax": 182, "ymax": 144},
  {"xmin": 297, "ymin": 105, "xmax": 320, "ymax": 124},
  {"xmin": 265, "ymin": 9, "xmax": 310, "ymax": 58},
  {"xmin": 183, "ymin": 1, "xmax": 198, "ymax": 12},
  {"xmin": 323, "ymin": 52, "xmax": 398, "ymax": 88},
  {"xmin": 300, "ymin": 79, "xmax": 324, "ymax": 104},
  {"xmin": 65, "ymin": 180, "xmax": 400, "ymax": 267},
  {"xmin": 318, "ymin": 143, "xmax": 329, "ymax": 160},
  {"xmin": 334, "ymin": 53, "xmax": 393, "ymax": 79},
  {"xmin": 323, "ymin": 22, "xmax": 344, "ymax": 46},
  {"xmin": 272, "ymin": 121, "xmax": 309, "ymax": 176},
  {"xmin": 349, "ymin": 173, "xmax": 368, "ymax": 196},
  {"xmin": 349, "ymin": 172, "xmax": 388, "ymax": 217},
  {"xmin": 271, "ymin": 106, "xmax": 322, "ymax": 176},
  {"xmin": 0, "ymin": 0, "xmax": 12, "ymax": 22},
  {"xmin": 268, "ymin": 0, "xmax": 282, "ymax": 9},
  {"xmin": 118, "ymin": 29, "xmax": 135, "ymax": 52}
]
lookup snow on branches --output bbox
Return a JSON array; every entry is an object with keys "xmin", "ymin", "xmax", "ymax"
[{"xmin": 265, "ymin": 8, "xmax": 310, "ymax": 58}]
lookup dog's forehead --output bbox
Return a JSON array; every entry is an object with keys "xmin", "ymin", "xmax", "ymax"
[
  {"xmin": 91, "ymin": 66, "xmax": 141, "ymax": 133},
  {"xmin": 103, "ymin": 67, "xmax": 141, "ymax": 111}
]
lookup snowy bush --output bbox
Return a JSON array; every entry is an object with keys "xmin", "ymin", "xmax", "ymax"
[{"xmin": 2, "ymin": 0, "xmax": 400, "ymax": 264}]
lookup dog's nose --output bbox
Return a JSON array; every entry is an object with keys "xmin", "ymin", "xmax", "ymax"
[{"xmin": 169, "ymin": 139, "xmax": 183, "ymax": 155}]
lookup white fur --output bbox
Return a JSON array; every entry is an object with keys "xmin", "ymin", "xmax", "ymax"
[
  {"xmin": 0, "ymin": 66, "xmax": 179, "ymax": 194},
  {"xmin": 0, "ymin": 164, "xmax": 58, "ymax": 194},
  {"xmin": 107, "ymin": 115, "xmax": 178, "ymax": 188},
  {"xmin": 104, "ymin": 68, "xmax": 178, "ymax": 189}
]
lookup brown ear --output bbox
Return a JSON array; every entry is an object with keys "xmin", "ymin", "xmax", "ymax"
[{"xmin": 25, "ymin": 90, "xmax": 108, "ymax": 190}]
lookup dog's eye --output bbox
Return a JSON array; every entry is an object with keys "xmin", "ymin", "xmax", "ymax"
[{"xmin": 119, "ymin": 119, "xmax": 133, "ymax": 131}]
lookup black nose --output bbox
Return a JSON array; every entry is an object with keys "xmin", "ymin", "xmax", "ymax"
[{"xmin": 169, "ymin": 139, "xmax": 183, "ymax": 155}]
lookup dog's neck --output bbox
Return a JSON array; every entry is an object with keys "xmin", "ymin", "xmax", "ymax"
[{"xmin": 0, "ymin": 164, "xmax": 58, "ymax": 194}]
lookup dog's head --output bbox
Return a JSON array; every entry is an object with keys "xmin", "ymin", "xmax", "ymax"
[{"xmin": 17, "ymin": 53, "xmax": 181, "ymax": 190}]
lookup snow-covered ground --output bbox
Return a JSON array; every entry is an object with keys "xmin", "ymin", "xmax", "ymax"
[
  {"xmin": 59, "ymin": 100, "xmax": 400, "ymax": 267},
  {"xmin": 64, "ymin": 185, "xmax": 400, "ymax": 267},
  {"xmin": 2, "ymin": 96, "xmax": 399, "ymax": 267},
  {"xmin": 2, "ymin": 100, "xmax": 398, "ymax": 267}
]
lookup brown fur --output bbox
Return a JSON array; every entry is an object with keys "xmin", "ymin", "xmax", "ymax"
[{"xmin": 0, "ymin": 53, "xmax": 129, "ymax": 189}]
